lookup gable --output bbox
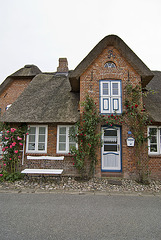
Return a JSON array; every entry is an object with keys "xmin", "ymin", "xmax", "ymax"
[{"xmin": 69, "ymin": 35, "xmax": 154, "ymax": 91}]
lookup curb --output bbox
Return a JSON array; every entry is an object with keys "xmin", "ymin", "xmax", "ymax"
[{"xmin": 0, "ymin": 188, "xmax": 160, "ymax": 196}]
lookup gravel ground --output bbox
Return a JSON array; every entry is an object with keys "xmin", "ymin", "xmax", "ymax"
[{"xmin": 0, "ymin": 177, "xmax": 161, "ymax": 195}]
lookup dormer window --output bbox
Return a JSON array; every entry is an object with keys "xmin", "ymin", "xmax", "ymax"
[{"xmin": 104, "ymin": 62, "xmax": 116, "ymax": 68}]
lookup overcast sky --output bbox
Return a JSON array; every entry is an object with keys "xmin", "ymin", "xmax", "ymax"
[{"xmin": 0, "ymin": 0, "xmax": 161, "ymax": 83}]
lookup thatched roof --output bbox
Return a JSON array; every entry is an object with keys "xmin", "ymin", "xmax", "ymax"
[
  {"xmin": 143, "ymin": 71, "xmax": 161, "ymax": 123},
  {"xmin": 1, "ymin": 74, "xmax": 80, "ymax": 123},
  {"xmin": 69, "ymin": 35, "xmax": 154, "ymax": 91},
  {"xmin": 0, "ymin": 65, "xmax": 41, "ymax": 95},
  {"xmin": 10, "ymin": 64, "xmax": 41, "ymax": 77}
]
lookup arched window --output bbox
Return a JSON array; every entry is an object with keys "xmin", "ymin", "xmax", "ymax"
[{"xmin": 104, "ymin": 61, "xmax": 116, "ymax": 68}]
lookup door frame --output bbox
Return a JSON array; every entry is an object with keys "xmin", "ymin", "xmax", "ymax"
[{"xmin": 101, "ymin": 125, "xmax": 122, "ymax": 172}]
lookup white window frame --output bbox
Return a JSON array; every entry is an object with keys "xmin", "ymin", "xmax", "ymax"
[
  {"xmin": 26, "ymin": 125, "xmax": 48, "ymax": 153},
  {"xmin": 57, "ymin": 125, "xmax": 78, "ymax": 154},
  {"xmin": 148, "ymin": 126, "xmax": 161, "ymax": 155},
  {"xmin": 100, "ymin": 80, "xmax": 122, "ymax": 114}
]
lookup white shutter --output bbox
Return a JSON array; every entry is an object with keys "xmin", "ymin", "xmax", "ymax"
[
  {"xmin": 100, "ymin": 80, "xmax": 122, "ymax": 114},
  {"xmin": 100, "ymin": 81, "xmax": 110, "ymax": 113}
]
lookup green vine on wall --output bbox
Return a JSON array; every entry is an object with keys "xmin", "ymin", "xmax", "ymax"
[
  {"xmin": 124, "ymin": 84, "xmax": 150, "ymax": 146},
  {"xmin": 123, "ymin": 84, "xmax": 152, "ymax": 182},
  {"xmin": 70, "ymin": 95, "xmax": 123, "ymax": 178},
  {"xmin": 70, "ymin": 84, "xmax": 151, "ymax": 181},
  {"xmin": 70, "ymin": 96, "xmax": 102, "ymax": 177}
]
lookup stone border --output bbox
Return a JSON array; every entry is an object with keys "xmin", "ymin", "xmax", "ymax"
[{"xmin": 0, "ymin": 177, "xmax": 160, "ymax": 195}]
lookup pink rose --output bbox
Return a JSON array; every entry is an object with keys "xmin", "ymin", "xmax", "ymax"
[
  {"xmin": 3, "ymin": 163, "xmax": 6, "ymax": 166},
  {"xmin": 0, "ymin": 174, "xmax": 3, "ymax": 177},
  {"xmin": 19, "ymin": 143, "xmax": 23, "ymax": 146},
  {"xmin": 11, "ymin": 128, "xmax": 16, "ymax": 133},
  {"xmin": 17, "ymin": 136, "xmax": 22, "ymax": 140},
  {"xmin": 14, "ymin": 150, "xmax": 18, "ymax": 154}
]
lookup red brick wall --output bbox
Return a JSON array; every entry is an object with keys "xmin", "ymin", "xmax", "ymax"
[
  {"xmin": 149, "ymin": 156, "xmax": 161, "ymax": 179},
  {"xmin": 23, "ymin": 123, "xmax": 77, "ymax": 176},
  {"xmin": 0, "ymin": 78, "xmax": 31, "ymax": 116},
  {"xmin": 79, "ymin": 46, "xmax": 150, "ymax": 179}
]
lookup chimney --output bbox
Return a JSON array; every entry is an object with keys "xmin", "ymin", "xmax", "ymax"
[{"xmin": 57, "ymin": 58, "xmax": 68, "ymax": 74}]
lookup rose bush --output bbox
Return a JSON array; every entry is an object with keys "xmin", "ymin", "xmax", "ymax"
[{"xmin": 0, "ymin": 123, "xmax": 27, "ymax": 181}]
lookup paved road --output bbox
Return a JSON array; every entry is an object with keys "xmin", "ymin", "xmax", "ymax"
[{"xmin": 0, "ymin": 192, "xmax": 161, "ymax": 240}]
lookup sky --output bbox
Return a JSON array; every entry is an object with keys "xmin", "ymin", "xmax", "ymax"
[{"xmin": 0, "ymin": 0, "xmax": 161, "ymax": 84}]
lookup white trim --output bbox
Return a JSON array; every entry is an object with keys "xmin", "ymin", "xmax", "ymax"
[
  {"xmin": 21, "ymin": 169, "xmax": 63, "ymax": 174},
  {"xmin": 21, "ymin": 134, "xmax": 25, "ymax": 165},
  {"xmin": 100, "ymin": 80, "xmax": 122, "ymax": 114},
  {"xmin": 27, "ymin": 156, "xmax": 64, "ymax": 160},
  {"xmin": 26, "ymin": 125, "xmax": 48, "ymax": 154},
  {"xmin": 148, "ymin": 126, "xmax": 161, "ymax": 155},
  {"xmin": 101, "ymin": 127, "xmax": 121, "ymax": 171},
  {"xmin": 57, "ymin": 125, "xmax": 78, "ymax": 154}
]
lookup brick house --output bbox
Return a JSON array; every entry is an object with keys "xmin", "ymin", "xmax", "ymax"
[{"xmin": 0, "ymin": 35, "xmax": 161, "ymax": 179}]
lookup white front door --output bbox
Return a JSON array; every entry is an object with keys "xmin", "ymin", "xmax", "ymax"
[{"xmin": 102, "ymin": 127, "xmax": 121, "ymax": 171}]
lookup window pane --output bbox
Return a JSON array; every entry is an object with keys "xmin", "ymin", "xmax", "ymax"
[
  {"xmin": 39, "ymin": 135, "xmax": 45, "ymax": 142},
  {"xmin": 112, "ymin": 83, "xmax": 118, "ymax": 95},
  {"xmin": 28, "ymin": 143, "xmax": 35, "ymax": 150},
  {"xmin": 104, "ymin": 62, "xmax": 116, "ymax": 68},
  {"xmin": 29, "ymin": 135, "xmax": 35, "ymax": 142},
  {"xmin": 69, "ymin": 127, "xmax": 75, "ymax": 142},
  {"xmin": 103, "ymin": 83, "xmax": 108, "ymax": 95},
  {"xmin": 59, "ymin": 143, "xmax": 66, "ymax": 151},
  {"xmin": 38, "ymin": 143, "xmax": 45, "ymax": 151},
  {"xmin": 29, "ymin": 127, "xmax": 36, "ymax": 134},
  {"xmin": 149, "ymin": 128, "xmax": 157, "ymax": 135},
  {"xmin": 69, "ymin": 143, "xmax": 76, "ymax": 150},
  {"xmin": 39, "ymin": 127, "xmax": 45, "ymax": 134},
  {"xmin": 104, "ymin": 129, "xmax": 117, "ymax": 137},
  {"xmin": 150, "ymin": 145, "xmax": 157, "ymax": 152},
  {"xmin": 104, "ymin": 145, "xmax": 117, "ymax": 151},
  {"xmin": 150, "ymin": 136, "xmax": 157, "ymax": 144},
  {"xmin": 28, "ymin": 127, "xmax": 36, "ymax": 151},
  {"xmin": 59, "ymin": 135, "xmax": 66, "ymax": 142},
  {"xmin": 60, "ymin": 127, "xmax": 66, "ymax": 134}
]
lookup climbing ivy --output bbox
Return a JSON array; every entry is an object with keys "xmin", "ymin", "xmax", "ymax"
[
  {"xmin": 70, "ymin": 84, "xmax": 151, "ymax": 182},
  {"xmin": 70, "ymin": 95, "xmax": 122, "ymax": 178}
]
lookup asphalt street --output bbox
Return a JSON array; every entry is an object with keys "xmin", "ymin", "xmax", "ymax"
[{"xmin": 0, "ymin": 192, "xmax": 161, "ymax": 240}]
